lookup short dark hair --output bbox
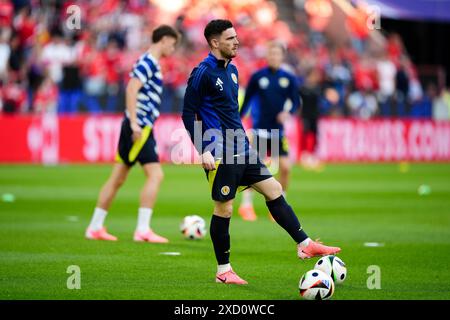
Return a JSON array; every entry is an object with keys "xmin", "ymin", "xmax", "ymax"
[
  {"xmin": 152, "ymin": 25, "xmax": 180, "ymax": 43},
  {"xmin": 204, "ymin": 19, "xmax": 233, "ymax": 45}
]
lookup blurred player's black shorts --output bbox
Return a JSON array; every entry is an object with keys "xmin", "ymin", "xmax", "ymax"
[{"xmin": 116, "ymin": 118, "xmax": 159, "ymax": 166}]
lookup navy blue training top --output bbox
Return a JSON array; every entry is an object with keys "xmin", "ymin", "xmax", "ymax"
[{"xmin": 182, "ymin": 52, "xmax": 250, "ymax": 158}]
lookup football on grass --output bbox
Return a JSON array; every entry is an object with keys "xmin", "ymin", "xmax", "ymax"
[
  {"xmin": 180, "ymin": 215, "xmax": 207, "ymax": 240},
  {"xmin": 314, "ymin": 255, "xmax": 347, "ymax": 284},
  {"xmin": 299, "ymin": 269, "xmax": 335, "ymax": 300}
]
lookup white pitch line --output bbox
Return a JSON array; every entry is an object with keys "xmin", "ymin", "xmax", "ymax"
[
  {"xmin": 159, "ymin": 252, "xmax": 181, "ymax": 256},
  {"xmin": 364, "ymin": 242, "xmax": 385, "ymax": 247},
  {"xmin": 66, "ymin": 216, "xmax": 79, "ymax": 222}
]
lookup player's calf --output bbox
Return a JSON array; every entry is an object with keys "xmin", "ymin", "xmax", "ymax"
[{"xmin": 266, "ymin": 195, "xmax": 308, "ymax": 243}]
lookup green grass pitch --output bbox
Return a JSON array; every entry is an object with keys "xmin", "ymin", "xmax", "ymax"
[{"xmin": 0, "ymin": 163, "xmax": 450, "ymax": 300}]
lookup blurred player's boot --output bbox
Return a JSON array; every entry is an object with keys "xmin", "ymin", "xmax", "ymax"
[
  {"xmin": 216, "ymin": 269, "xmax": 248, "ymax": 285},
  {"xmin": 134, "ymin": 229, "xmax": 169, "ymax": 243},
  {"xmin": 268, "ymin": 212, "xmax": 275, "ymax": 222},
  {"xmin": 85, "ymin": 227, "xmax": 117, "ymax": 241},
  {"xmin": 238, "ymin": 204, "xmax": 257, "ymax": 221},
  {"xmin": 297, "ymin": 239, "xmax": 341, "ymax": 260}
]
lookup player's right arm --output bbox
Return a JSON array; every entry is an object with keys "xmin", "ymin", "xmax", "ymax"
[
  {"xmin": 126, "ymin": 77, "xmax": 143, "ymax": 141},
  {"xmin": 182, "ymin": 67, "xmax": 216, "ymax": 170}
]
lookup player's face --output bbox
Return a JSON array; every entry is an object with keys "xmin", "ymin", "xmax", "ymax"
[
  {"xmin": 161, "ymin": 36, "xmax": 178, "ymax": 57},
  {"xmin": 217, "ymin": 27, "xmax": 239, "ymax": 59},
  {"xmin": 266, "ymin": 46, "xmax": 284, "ymax": 69}
]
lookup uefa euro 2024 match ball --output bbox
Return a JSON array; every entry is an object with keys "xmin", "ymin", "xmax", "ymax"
[
  {"xmin": 180, "ymin": 215, "xmax": 207, "ymax": 240},
  {"xmin": 299, "ymin": 269, "xmax": 335, "ymax": 300},
  {"xmin": 314, "ymin": 255, "xmax": 347, "ymax": 284}
]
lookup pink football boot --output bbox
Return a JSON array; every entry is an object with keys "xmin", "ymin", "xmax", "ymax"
[
  {"xmin": 134, "ymin": 229, "xmax": 169, "ymax": 243},
  {"xmin": 85, "ymin": 227, "xmax": 118, "ymax": 241},
  {"xmin": 216, "ymin": 269, "xmax": 248, "ymax": 285},
  {"xmin": 238, "ymin": 204, "xmax": 257, "ymax": 221},
  {"xmin": 297, "ymin": 239, "xmax": 341, "ymax": 260}
]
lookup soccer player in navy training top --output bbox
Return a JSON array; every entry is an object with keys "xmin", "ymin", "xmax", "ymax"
[
  {"xmin": 85, "ymin": 25, "xmax": 179, "ymax": 243},
  {"xmin": 238, "ymin": 41, "xmax": 300, "ymax": 221},
  {"xmin": 182, "ymin": 19, "xmax": 340, "ymax": 285}
]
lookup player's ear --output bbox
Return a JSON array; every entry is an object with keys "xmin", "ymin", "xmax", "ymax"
[{"xmin": 210, "ymin": 37, "xmax": 219, "ymax": 49}]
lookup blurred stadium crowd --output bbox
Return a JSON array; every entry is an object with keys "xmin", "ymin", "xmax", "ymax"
[{"xmin": 0, "ymin": 0, "xmax": 449, "ymax": 120}]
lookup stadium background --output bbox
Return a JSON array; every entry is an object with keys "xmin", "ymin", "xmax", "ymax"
[
  {"xmin": 1, "ymin": 0, "xmax": 449, "ymax": 164},
  {"xmin": 1, "ymin": 0, "xmax": 450, "ymax": 301}
]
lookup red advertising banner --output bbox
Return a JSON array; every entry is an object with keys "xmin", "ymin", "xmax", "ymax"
[
  {"xmin": 0, "ymin": 114, "xmax": 449, "ymax": 163},
  {"xmin": 317, "ymin": 118, "xmax": 450, "ymax": 161}
]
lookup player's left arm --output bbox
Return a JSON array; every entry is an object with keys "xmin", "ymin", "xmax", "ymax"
[
  {"xmin": 126, "ymin": 77, "xmax": 143, "ymax": 141},
  {"xmin": 128, "ymin": 59, "xmax": 153, "ymax": 141},
  {"xmin": 287, "ymin": 73, "xmax": 301, "ymax": 114},
  {"xmin": 277, "ymin": 74, "xmax": 301, "ymax": 124}
]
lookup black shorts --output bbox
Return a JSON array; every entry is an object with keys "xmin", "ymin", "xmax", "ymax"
[
  {"xmin": 115, "ymin": 118, "xmax": 159, "ymax": 166},
  {"xmin": 252, "ymin": 132, "xmax": 289, "ymax": 158},
  {"xmin": 205, "ymin": 154, "xmax": 272, "ymax": 202}
]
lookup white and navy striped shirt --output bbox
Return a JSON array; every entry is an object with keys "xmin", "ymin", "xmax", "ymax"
[{"xmin": 127, "ymin": 53, "xmax": 163, "ymax": 127}]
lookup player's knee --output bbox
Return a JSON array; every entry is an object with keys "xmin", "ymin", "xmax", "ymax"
[
  {"xmin": 268, "ymin": 180, "xmax": 283, "ymax": 200},
  {"xmin": 112, "ymin": 177, "xmax": 126, "ymax": 189},
  {"xmin": 146, "ymin": 166, "xmax": 164, "ymax": 184},
  {"xmin": 154, "ymin": 169, "xmax": 164, "ymax": 183},
  {"xmin": 275, "ymin": 180, "xmax": 283, "ymax": 194},
  {"xmin": 280, "ymin": 164, "xmax": 290, "ymax": 176},
  {"xmin": 279, "ymin": 159, "xmax": 291, "ymax": 175},
  {"xmin": 214, "ymin": 201, "xmax": 233, "ymax": 218}
]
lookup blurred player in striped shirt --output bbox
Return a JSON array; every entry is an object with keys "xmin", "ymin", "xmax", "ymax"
[{"xmin": 85, "ymin": 25, "xmax": 180, "ymax": 243}]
